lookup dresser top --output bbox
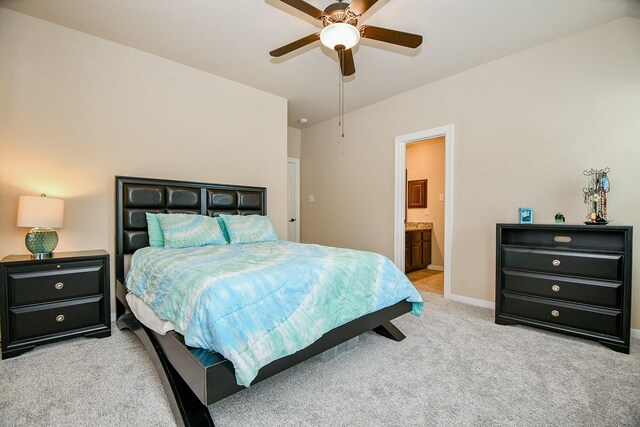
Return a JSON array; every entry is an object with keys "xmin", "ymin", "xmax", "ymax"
[
  {"xmin": 497, "ymin": 223, "xmax": 632, "ymax": 231},
  {"xmin": 1, "ymin": 250, "xmax": 108, "ymax": 264}
]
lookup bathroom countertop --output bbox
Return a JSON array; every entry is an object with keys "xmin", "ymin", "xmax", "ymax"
[{"xmin": 405, "ymin": 222, "xmax": 433, "ymax": 231}]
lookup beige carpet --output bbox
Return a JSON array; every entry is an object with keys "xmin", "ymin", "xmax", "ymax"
[{"xmin": 1, "ymin": 293, "xmax": 639, "ymax": 426}]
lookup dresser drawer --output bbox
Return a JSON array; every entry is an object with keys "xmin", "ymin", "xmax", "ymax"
[
  {"xmin": 8, "ymin": 261, "xmax": 103, "ymax": 307},
  {"xmin": 502, "ymin": 270, "xmax": 622, "ymax": 308},
  {"xmin": 501, "ymin": 228, "xmax": 625, "ymax": 252},
  {"xmin": 9, "ymin": 297, "xmax": 104, "ymax": 341},
  {"xmin": 502, "ymin": 247, "xmax": 622, "ymax": 280},
  {"xmin": 501, "ymin": 293, "xmax": 621, "ymax": 337}
]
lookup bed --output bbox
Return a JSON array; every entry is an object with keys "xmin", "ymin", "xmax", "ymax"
[{"xmin": 114, "ymin": 176, "xmax": 421, "ymax": 426}]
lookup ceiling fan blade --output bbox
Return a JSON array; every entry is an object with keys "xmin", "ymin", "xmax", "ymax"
[
  {"xmin": 337, "ymin": 48, "xmax": 356, "ymax": 76},
  {"xmin": 348, "ymin": 0, "xmax": 380, "ymax": 16},
  {"xmin": 279, "ymin": 0, "xmax": 325, "ymax": 20},
  {"xmin": 360, "ymin": 25, "xmax": 423, "ymax": 48},
  {"xmin": 270, "ymin": 33, "xmax": 320, "ymax": 57}
]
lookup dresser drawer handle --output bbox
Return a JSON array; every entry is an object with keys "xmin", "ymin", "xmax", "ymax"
[
  {"xmin": 552, "ymin": 259, "xmax": 561, "ymax": 267},
  {"xmin": 554, "ymin": 236, "xmax": 572, "ymax": 243},
  {"xmin": 54, "ymin": 282, "xmax": 64, "ymax": 290},
  {"xmin": 551, "ymin": 310, "xmax": 560, "ymax": 318},
  {"xmin": 552, "ymin": 285, "xmax": 560, "ymax": 292},
  {"xmin": 56, "ymin": 314, "xmax": 65, "ymax": 323}
]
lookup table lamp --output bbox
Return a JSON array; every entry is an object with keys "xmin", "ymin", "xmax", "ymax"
[{"xmin": 17, "ymin": 194, "xmax": 64, "ymax": 258}]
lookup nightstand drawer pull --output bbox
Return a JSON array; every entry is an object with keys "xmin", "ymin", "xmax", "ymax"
[
  {"xmin": 552, "ymin": 259, "xmax": 561, "ymax": 267},
  {"xmin": 56, "ymin": 314, "xmax": 65, "ymax": 323},
  {"xmin": 552, "ymin": 285, "xmax": 560, "ymax": 292},
  {"xmin": 551, "ymin": 310, "xmax": 560, "ymax": 317},
  {"xmin": 54, "ymin": 282, "xmax": 64, "ymax": 290}
]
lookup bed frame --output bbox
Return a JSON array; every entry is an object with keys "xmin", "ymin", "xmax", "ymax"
[{"xmin": 114, "ymin": 176, "xmax": 412, "ymax": 426}]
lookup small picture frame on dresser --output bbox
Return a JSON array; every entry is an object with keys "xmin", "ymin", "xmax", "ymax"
[{"xmin": 518, "ymin": 207, "xmax": 533, "ymax": 224}]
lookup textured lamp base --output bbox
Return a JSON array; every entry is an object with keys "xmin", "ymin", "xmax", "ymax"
[{"xmin": 25, "ymin": 227, "xmax": 58, "ymax": 258}]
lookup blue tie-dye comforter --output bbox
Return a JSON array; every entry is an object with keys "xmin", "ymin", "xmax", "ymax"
[{"xmin": 126, "ymin": 240, "xmax": 423, "ymax": 387}]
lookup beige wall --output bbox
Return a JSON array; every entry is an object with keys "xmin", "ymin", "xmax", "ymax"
[
  {"xmin": 407, "ymin": 137, "xmax": 445, "ymax": 267},
  {"xmin": 0, "ymin": 9, "xmax": 288, "ymax": 310},
  {"xmin": 287, "ymin": 127, "xmax": 301, "ymax": 159},
  {"xmin": 301, "ymin": 17, "xmax": 640, "ymax": 329}
]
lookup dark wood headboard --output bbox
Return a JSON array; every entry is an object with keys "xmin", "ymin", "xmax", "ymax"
[{"xmin": 115, "ymin": 176, "xmax": 267, "ymax": 283}]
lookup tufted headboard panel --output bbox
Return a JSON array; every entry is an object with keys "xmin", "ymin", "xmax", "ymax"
[{"xmin": 115, "ymin": 176, "xmax": 266, "ymax": 283}]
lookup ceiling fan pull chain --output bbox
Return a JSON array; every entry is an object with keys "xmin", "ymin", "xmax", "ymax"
[
  {"xmin": 337, "ymin": 49, "xmax": 345, "ymax": 138},
  {"xmin": 340, "ymin": 70, "xmax": 344, "ymax": 139},
  {"xmin": 338, "ymin": 59, "xmax": 341, "ymax": 129}
]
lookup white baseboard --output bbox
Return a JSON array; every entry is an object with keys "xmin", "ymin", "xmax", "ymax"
[
  {"xmin": 111, "ymin": 313, "xmax": 116, "ymax": 322},
  {"xmin": 447, "ymin": 293, "xmax": 494, "ymax": 309},
  {"xmin": 632, "ymin": 329, "xmax": 640, "ymax": 339},
  {"xmin": 427, "ymin": 265, "xmax": 444, "ymax": 271}
]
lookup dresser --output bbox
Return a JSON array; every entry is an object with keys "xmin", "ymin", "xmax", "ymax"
[
  {"xmin": 495, "ymin": 224, "xmax": 632, "ymax": 353},
  {"xmin": 0, "ymin": 250, "xmax": 111, "ymax": 359}
]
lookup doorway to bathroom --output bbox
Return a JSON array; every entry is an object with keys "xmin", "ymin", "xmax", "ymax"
[
  {"xmin": 405, "ymin": 136, "xmax": 445, "ymax": 294},
  {"xmin": 394, "ymin": 125, "xmax": 453, "ymax": 298}
]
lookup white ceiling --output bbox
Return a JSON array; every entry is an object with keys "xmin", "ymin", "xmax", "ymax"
[{"xmin": 0, "ymin": 0, "xmax": 631, "ymax": 127}]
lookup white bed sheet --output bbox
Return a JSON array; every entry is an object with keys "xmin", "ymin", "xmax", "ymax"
[{"xmin": 125, "ymin": 292, "xmax": 175, "ymax": 335}]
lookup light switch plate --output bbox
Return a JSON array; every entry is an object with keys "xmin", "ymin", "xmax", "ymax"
[
  {"xmin": 439, "ymin": 194, "xmax": 444, "ymax": 202},
  {"xmin": 309, "ymin": 195, "xmax": 315, "ymax": 202}
]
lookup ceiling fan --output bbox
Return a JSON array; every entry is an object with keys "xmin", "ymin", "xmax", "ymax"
[{"xmin": 269, "ymin": 0, "xmax": 423, "ymax": 76}]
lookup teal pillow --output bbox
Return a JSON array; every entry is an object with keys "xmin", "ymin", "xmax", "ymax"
[
  {"xmin": 157, "ymin": 213, "xmax": 228, "ymax": 248},
  {"xmin": 216, "ymin": 217, "xmax": 230, "ymax": 243},
  {"xmin": 145, "ymin": 213, "xmax": 164, "ymax": 247},
  {"xmin": 220, "ymin": 214, "xmax": 279, "ymax": 244}
]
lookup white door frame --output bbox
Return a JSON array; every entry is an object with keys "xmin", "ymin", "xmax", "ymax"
[
  {"xmin": 287, "ymin": 157, "xmax": 301, "ymax": 242},
  {"xmin": 394, "ymin": 124, "xmax": 454, "ymax": 299}
]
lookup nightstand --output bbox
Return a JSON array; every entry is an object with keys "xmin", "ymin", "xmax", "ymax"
[{"xmin": 0, "ymin": 250, "xmax": 111, "ymax": 359}]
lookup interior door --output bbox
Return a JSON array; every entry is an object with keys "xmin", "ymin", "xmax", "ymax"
[{"xmin": 287, "ymin": 158, "xmax": 300, "ymax": 242}]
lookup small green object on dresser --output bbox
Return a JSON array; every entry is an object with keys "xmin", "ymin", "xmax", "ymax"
[{"xmin": 554, "ymin": 212, "xmax": 565, "ymax": 223}]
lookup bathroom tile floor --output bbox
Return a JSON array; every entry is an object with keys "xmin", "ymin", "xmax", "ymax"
[{"xmin": 406, "ymin": 268, "xmax": 444, "ymax": 295}]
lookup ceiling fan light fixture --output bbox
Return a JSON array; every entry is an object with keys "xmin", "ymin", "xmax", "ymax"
[{"xmin": 320, "ymin": 23, "xmax": 360, "ymax": 50}]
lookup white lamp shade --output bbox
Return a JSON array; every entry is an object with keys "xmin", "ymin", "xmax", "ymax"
[
  {"xmin": 320, "ymin": 23, "xmax": 361, "ymax": 50},
  {"xmin": 17, "ymin": 195, "xmax": 64, "ymax": 228}
]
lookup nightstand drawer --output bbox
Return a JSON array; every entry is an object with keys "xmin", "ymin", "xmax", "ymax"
[
  {"xmin": 502, "ymin": 293, "xmax": 621, "ymax": 337},
  {"xmin": 10, "ymin": 297, "xmax": 103, "ymax": 341},
  {"xmin": 502, "ymin": 247, "xmax": 622, "ymax": 280},
  {"xmin": 8, "ymin": 261, "xmax": 103, "ymax": 306},
  {"xmin": 502, "ymin": 270, "xmax": 622, "ymax": 308}
]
